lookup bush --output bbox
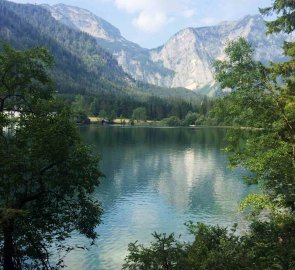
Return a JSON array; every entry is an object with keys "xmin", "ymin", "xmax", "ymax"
[{"xmin": 162, "ymin": 116, "xmax": 182, "ymax": 127}]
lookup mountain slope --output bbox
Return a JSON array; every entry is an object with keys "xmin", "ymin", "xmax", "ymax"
[
  {"xmin": 0, "ymin": 0, "xmax": 132, "ymax": 96},
  {"xmin": 43, "ymin": 4, "xmax": 175, "ymax": 87},
  {"xmin": 0, "ymin": 0, "xmax": 201, "ymax": 101},
  {"xmin": 150, "ymin": 15, "xmax": 289, "ymax": 90},
  {"xmin": 45, "ymin": 4, "xmax": 290, "ymax": 92}
]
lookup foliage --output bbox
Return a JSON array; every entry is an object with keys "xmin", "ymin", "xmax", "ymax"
[
  {"xmin": 0, "ymin": 0, "xmax": 215, "ymax": 127},
  {"xmin": 259, "ymin": 0, "xmax": 295, "ymax": 34},
  {"xmin": 212, "ymin": 34, "xmax": 295, "ymax": 208},
  {"xmin": 81, "ymin": 91, "xmax": 211, "ymax": 123},
  {"xmin": 182, "ymin": 111, "xmax": 199, "ymax": 126},
  {"xmin": 0, "ymin": 44, "xmax": 102, "ymax": 269},
  {"xmin": 161, "ymin": 116, "xmax": 182, "ymax": 127},
  {"xmin": 132, "ymin": 107, "xmax": 147, "ymax": 122},
  {"xmin": 239, "ymin": 193, "xmax": 288, "ymax": 220},
  {"xmin": 75, "ymin": 112, "xmax": 91, "ymax": 124},
  {"xmin": 0, "ymin": 0, "xmax": 205, "ymax": 110},
  {"xmin": 124, "ymin": 1, "xmax": 295, "ymax": 269},
  {"xmin": 122, "ymin": 233, "xmax": 187, "ymax": 270},
  {"xmin": 123, "ymin": 220, "xmax": 295, "ymax": 270},
  {"xmin": 0, "ymin": 0, "xmax": 129, "ymax": 96}
]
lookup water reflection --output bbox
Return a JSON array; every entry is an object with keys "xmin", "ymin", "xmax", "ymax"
[{"xmin": 64, "ymin": 126, "xmax": 256, "ymax": 270}]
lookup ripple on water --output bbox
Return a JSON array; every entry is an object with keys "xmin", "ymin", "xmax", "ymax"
[{"xmin": 63, "ymin": 127, "xmax": 258, "ymax": 269}]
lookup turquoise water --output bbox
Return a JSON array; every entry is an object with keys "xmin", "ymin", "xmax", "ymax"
[{"xmin": 64, "ymin": 126, "xmax": 256, "ymax": 269}]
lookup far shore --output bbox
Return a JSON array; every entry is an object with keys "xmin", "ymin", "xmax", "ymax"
[{"xmin": 87, "ymin": 116, "xmax": 263, "ymax": 130}]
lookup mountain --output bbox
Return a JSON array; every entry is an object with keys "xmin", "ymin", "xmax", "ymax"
[
  {"xmin": 43, "ymin": 3, "xmax": 174, "ymax": 88},
  {"xmin": 0, "ymin": 0, "xmax": 201, "ymax": 102},
  {"xmin": 149, "ymin": 15, "xmax": 289, "ymax": 91},
  {"xmin": 0, "ymin": 0, "xmax": 132, "ymax": 96},
  {"xmin": 45, "ymin": 4, "xmax": 290, "ymax": 94}
]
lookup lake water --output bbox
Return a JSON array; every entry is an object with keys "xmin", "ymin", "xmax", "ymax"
[{"xmin": 64, "ymin": 126, "xmax": 256, "ymax": 270}]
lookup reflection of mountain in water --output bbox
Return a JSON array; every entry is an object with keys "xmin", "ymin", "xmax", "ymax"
[
  {"xmin": 70, "ymin": 126, "xmax": 256, "ymax": 269},
  {"xmin": 80, "ymin": 126, "xmax": 254, "ymax": 215}
]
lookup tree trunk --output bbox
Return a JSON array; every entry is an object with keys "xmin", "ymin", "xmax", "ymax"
[
  {"xmin": 0, "ymin": 98, "xmax": 4, "ymax": 113},
  {"xmin": 3, "ymin": 221, "xmax": 14, "ymax": 270}
]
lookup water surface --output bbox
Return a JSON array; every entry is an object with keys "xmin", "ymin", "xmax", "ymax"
[{"xmin": 65, "ymin": 126, "xmax": 256, "ymax": 269}]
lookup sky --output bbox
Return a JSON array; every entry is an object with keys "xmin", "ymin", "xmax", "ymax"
[{"xmin": 13, "ymin": 0, "xmax": 273, "ymax": 48}]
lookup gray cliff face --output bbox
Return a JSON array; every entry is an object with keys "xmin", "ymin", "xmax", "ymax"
[
  {"xmin": 149, "ymin": 15, "xmax": 288, "ymax": 90},
  {"xmin": 45, "ymin": 4, "xmax": 289, "ymax": 92},
  {"xmin": 43, "ymin": 3, "xmax": 174, "ymax": 86},
  {"xmin": 150, "ymin": 28, "xmax": 214, "ymax": 90},
  {"xmin": 43, "ymin": 3, "xmax": 121, "ymax": 41}
]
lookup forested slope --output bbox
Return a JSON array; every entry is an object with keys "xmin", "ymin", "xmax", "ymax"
[{"xmin": 0, "ymin": 0, "xmax": 132, "ymax": 96}]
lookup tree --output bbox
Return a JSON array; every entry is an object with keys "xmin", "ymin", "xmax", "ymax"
[
  {"xmin": 212, "ymin": 34, "xmax": 295, "ymax": 208},
  {"xmin": 72, "ymin": 95, "xmax": 86, "ymax": 113},
  {"xmin": 260, "ymin": 0, "xmax": 295, "ymax": 168},
  {"xmin": 162, "ymin": 116, "xmax": 182, "ymax": 127},
  {"xmin": 0, "ymin": 44, "xmax": 102, "ymax": 269},
  {"xmin": 182, "ymin": 111, "xmax": 198, "ymax": 126},
  {"xmin": 89, "ymin": 97, "xmax": 100, "ymax": 116},
  {"xmin": 123, "ymin": 232, "xmax": 187, "ymax": 270},
  {"xmin": 259, "ymin": 0, "xmax": 295, "ymax": 34},
  {"xmin": 123, "ymin": 1, "xmax": 295, "ymax": 269},
  {"xmin": 123, "ymin": 220, "xmax": 295, "ymax": 270},
  {"xmin": 132, "ymin": 107, "xmax": 147, "ymax": 122}
]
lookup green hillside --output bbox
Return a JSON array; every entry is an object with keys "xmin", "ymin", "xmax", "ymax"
[
  {"xmin": 0, "ymin": 0, "xmax": 132, "ymax": 96},
  {"xmin": 0, "ymin": 0, "xmax": 208, "ymax": 121}
]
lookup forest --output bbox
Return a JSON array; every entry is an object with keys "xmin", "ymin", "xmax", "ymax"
[
  {"xmin": 0, "ymin": 0, "xmax": 294, "ymax": 269},
  {"xmin": 0, "ymin": 0, "xmax": 204, "ymax": 124}
]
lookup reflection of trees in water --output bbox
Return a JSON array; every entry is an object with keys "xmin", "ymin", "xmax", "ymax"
[
  {"xmin": 79, "ymin": 127, "xmax": 252, "ymax": 216},
  {"xmin": 80, "ymin": 126, "xmax": 227, "ymax": 149}
]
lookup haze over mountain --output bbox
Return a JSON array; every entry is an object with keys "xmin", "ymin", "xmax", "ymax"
[
  {"xmin": 44, "ymin": 3, "xmax": 290, "ymax": 95},
  {"xmin": 43, "ymin": 3, "xmax": 174, "ymax": 90},
  {"xmin": 0, "ymin": 0, "xmax": 201, "ymax": 101}
]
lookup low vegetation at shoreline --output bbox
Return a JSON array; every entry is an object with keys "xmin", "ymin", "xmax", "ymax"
[
  {"xmin": 0, "ymin": 0, "xmax": 294, "ymax": 269},
  {"xmin": 88, "ymin": 116, "xmax": 265, "ymax": 130},
  {"xmin": 123, "ymin": 1, "xmax": 295, "ymax": 268}
]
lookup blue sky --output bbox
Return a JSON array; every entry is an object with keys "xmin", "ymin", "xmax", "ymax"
[{"xmin": 13, "ymin": 0, "xmax": 273, "ymax": 48}]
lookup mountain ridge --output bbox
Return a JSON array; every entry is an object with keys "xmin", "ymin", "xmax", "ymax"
[
  {"xmin": 43, "ymin": 4, "xmax": 290, "ymax": 94},
  {"xmin": 1, "ymin": 0, "xmax": 212, "ymax": 135}
]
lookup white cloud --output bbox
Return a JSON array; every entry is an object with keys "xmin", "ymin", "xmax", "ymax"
[
  {"xmin": 182, "ymin": 9, "xmax": 197, "ymax": 19},
  {"xmin": 114, "ymin": 0, "xmax": 152, "ymax": 14},
  {"xmin": 112, "ymin": 0, "xmax": 195, "ymax": 32},
  {"xmin": 132, "ymin": 11, "xmax": 169, "ymax": 33},
  {"xmin": 10, "ymin": 0, "xmax": 43, "ymax": 3}
]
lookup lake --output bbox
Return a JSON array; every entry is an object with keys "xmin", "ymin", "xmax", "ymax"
[{"xmin": 64, "ymin": 126, "xmax": 256, "ymax": 269}]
